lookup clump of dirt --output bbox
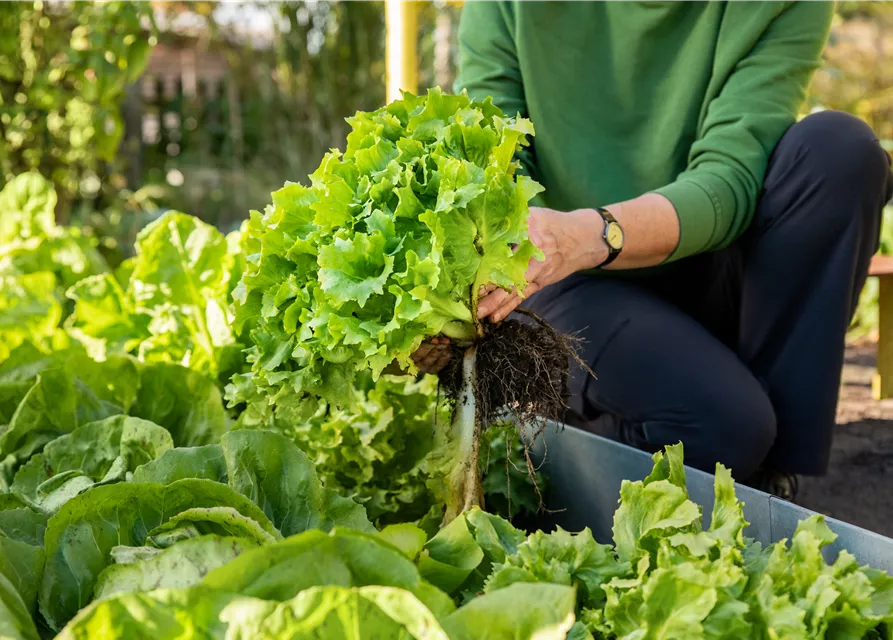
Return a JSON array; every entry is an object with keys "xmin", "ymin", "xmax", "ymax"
[{"xmin": 440, "ymin": 312, "xmax": 584, "ymax": 434}]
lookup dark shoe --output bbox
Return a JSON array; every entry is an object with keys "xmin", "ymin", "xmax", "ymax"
[{"xmin": 744, "ymin": 467, "xmax": 799, "ymax": 502}]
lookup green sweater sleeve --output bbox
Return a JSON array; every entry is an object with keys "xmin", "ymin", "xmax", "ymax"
[
  {"xmin": 454, "ymin": 1, "xmax": 537, "ymax": 179},
  {"xmin": 654, "ymin": 2, "xmax": 833, "ymax": 261}
]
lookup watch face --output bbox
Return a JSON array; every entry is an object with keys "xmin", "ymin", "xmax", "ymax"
[{"xmin": 606, "ymin": 222, "xmax": 624, "ymax": 250}]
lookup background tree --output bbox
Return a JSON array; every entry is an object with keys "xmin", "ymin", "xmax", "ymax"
[{"xmin": 0, "ymin": 1, "xmax": 154, "ymax": 224}]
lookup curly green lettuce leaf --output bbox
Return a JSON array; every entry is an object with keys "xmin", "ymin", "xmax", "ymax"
[
  {"xmin": 574, "ymin": 449, "xmax": 749, "ymax": 639},
  {"xmin": 238, "ymin": 372, "xmax": 446, "ymax": 526},
  {"xmin": 611, "ymin": 444, "xmax": 702, "ymax": 564},
  {"xmin": 236, "ymin": 373, "xmax": 536, "ymax": 529},
  {"xmin": 745, "ymin": 515, "xmax": 893, "ymax": 639},
  {"xmin": 575, "ymin": 445, "xmax": 893, "ymax": 639},
  {"xmin": 485, "ymin": 526, "xmax": 627, "ymax": 613}
]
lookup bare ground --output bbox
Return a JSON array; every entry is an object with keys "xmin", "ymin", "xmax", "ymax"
[{"xmin": 797, "ymin": 341, "xmax": 893, "ymax": 536}]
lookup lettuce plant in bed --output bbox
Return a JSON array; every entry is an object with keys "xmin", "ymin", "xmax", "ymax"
[
  {"xmin": 231, "ymin": 87, "xmax": 578, "ymax": 524},
  {"xmin": 0, "ymin": 173, "xmax": 108, "ymax": 360},
  {"xmin": 65, "ymin": 211, "xmax": 246, "ymax": 390},
  {"xmin": 0, "ymin": 342, "xmax": 228, "ymax": 492},
  {"xmin": 0, "ymin": 172, "xmax": 108, "ymax": 296},
  {"xmin": 34, "ymin": 429, "xmax": 371, "ymax": 631}
]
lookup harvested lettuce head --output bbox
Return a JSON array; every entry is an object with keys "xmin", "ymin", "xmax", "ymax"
[
  {"xmin": 229, "ymin": 87, "xmax": 543, "ymax": 411},
  {"xmin": 232, "ymin": 87, "xmax": 577, "ymax": 524}
]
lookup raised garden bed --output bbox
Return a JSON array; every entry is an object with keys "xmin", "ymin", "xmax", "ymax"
[{"xmin": 531, "ymin": 423, "xmax": 893, "ymax": 573}]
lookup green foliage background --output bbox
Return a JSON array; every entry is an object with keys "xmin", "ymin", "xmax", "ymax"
[{"xmin": 0, "ymin": 2, "xmax": 154, "ymax": 229}]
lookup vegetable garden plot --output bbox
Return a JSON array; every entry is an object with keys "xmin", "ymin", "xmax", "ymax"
[{"xmin": 1, "ymin": 89, "xmax": 893, "ymax": 638}]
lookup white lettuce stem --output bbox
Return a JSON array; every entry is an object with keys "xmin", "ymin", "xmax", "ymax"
[{"xmin": 442, "ymin": 344, "xmax": 483, "ymax": 524}]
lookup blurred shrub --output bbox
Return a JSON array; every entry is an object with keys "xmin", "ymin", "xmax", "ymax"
[{"xmin": 0, "ymin": 2, "xmax": 155, "ymax": 218}]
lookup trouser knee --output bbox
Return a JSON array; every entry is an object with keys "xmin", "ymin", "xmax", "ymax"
[
  {"xmin": 647, "ymin": 391, "xmax": 777, "ymax": 479},
  {"xmin": 768, "ymin": 110, "xmax": 891, "ymax": 236}
]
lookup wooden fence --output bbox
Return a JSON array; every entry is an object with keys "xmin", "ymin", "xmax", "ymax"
[{"xmin": 120, "ymin": 2, "xmax": 461, "ymax": 231}]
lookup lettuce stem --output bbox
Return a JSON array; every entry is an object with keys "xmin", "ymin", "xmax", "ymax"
[{"xmin": 442, "ymin": 345, "xmax": 483, "ymax": 524}]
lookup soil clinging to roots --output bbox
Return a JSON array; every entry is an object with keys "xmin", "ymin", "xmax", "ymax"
[
  {"xmin": 438, "ymin": 309, "xmax": 591, "ymax": 501},
  {"xmin": 440, "ymin": 310, "xmax": 592, "ymax": 524}
]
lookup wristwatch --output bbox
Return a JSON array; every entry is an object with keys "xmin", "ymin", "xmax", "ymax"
[{"xmin": 594, "ymin": 207, "xmax": 624, "ymax": 268}]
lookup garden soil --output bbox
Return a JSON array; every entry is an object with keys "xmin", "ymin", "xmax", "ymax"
[{"xmin": 798, "ymin": 341, "xmax": 893, "ymax": 537}]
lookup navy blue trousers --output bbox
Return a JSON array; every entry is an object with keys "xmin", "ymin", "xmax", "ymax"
[{"xmin": 521, "ymin": 111, "xmax": 893, "ymax": 479}]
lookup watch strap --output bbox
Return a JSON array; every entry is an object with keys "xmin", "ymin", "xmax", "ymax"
[{"xmin": 594, "ymin": 207, "xmax": 621, "ymax": 269}]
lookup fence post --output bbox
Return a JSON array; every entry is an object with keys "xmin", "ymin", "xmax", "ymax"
[{"xmin": 386, "ymin": 0, "xmax": 419, "ymax": 102}]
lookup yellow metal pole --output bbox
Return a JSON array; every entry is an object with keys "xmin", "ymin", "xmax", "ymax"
[
  {"xmin": 386, "ymin": 0, "xmax": 419, "ymax": 102},
  {"xmin": 874, "ymin": 273, "xmax": 893, "ymax": 400}
]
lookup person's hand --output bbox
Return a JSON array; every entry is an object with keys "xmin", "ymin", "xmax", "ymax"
[
  {"xmin": 411, "ymin": 336, "xmax": 452, "ymax": 374},
  {"xmin": 382, "ymin": 336, "xmax": 452, "ymax": 376},
  {"xmin": 476, "ymin": 207, "xmax": 608, "ymax": 323}
]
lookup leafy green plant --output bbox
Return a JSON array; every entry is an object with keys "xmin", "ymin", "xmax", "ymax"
[
  {"xmin": 0, "ymin": 341, "xmax": 228, "ymax": 491},
  {"xmin": 479, "ymin": 422, "xmax": 546, "ymax": 521},
  {"xmin": 0, "ymin": 2, "xmax": 153, "ymax": 214},
  {"xmin": 231, "ymin": 87, "xmax": 574, "ymax": 525},
  {"xmin": 66, "ymin": 211, "xmax": 246, "ymax": 387},
  {"xmin": 2, "ymin": 196, "xmax": 893, "ymax": 636},
  {"xmin": 239, "ymin": 372, "xmax": 447, "ymax": 526},
  {"xmin": 0, "ymin": 426, "xmax": 372, "ymax": 633},
  {"xmin": 231, "ymin": 87, "xmax": 540, "ymax": 407},
  {"xmin": 0, "ymin": 173, "xmax": 108, "ymax": 359}
]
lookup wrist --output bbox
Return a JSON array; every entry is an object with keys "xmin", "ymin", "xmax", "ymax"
[{"xmin": 569, "ymin": 208, "xmax": 609, "ymax": 270}]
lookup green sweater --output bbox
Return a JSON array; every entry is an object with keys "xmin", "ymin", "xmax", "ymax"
[{"xmin": 454, "ymin": 1, "xmax": 833, "ymax": 264}]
